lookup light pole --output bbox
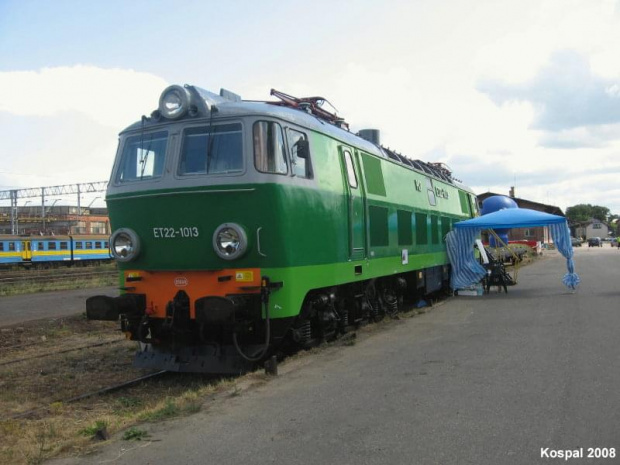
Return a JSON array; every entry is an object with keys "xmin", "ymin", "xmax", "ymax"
[
  {"xmin": 87, "ymin": 197, "xmax": 101, "ymax": 210},
  {"xmin": 45, "ymin": 199, "xmax": 59, "ymax": 214}
]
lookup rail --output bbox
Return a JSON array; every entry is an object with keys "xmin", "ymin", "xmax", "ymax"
[
  {"xmin": 0, "ymin": 270, "xmax": 117, "ymax": 286},
  {"xmin": 8, "ymin": 371, "xmax": 167, "ymax": 420}
]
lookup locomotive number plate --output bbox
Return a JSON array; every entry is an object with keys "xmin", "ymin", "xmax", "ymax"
[{"xmin": 153, "ymin": 227, "xmax": 200, "ymax": 238}]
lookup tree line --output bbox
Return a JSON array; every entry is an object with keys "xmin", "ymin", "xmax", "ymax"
[{"xmin": 566, "ymin": 204, "xmax": 618, "ymax": 235}]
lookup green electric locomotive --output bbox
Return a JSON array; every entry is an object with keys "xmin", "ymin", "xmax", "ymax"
[{"xmin": 86, "ymin": 84, "xmax": 478, "ymax": 373}]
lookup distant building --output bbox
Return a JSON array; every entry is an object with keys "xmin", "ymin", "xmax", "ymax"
[
  {"xmin": 0, "ymin": 205, "xmax": 109, "ymax": 236},
  {"xmin": 575, "ymin": 219, "xmax": 610, "ymax": 240},
  {"xmin": 477, "ymin": 190, "xmax": 564, "ymax": 245}
]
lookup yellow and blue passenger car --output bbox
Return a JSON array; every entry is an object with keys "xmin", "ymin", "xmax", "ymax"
[{"xmin": 0, "ymin": 235, "xmax": 112, "ymax": 267}]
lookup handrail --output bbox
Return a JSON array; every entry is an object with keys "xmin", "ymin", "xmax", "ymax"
[{"xmin": 256, "ymin": 227, "xmax": 267, "ymax": 257}]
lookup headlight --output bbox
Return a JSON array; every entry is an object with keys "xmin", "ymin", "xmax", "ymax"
[
  {"xmin": 159, "ymin": 85, "xmax": 191, "ymax": 120},
  {"xmin": 110, "ymin": 228, "xmax": 141, "ymax": 262},
  {"xmin": 213, "ymin": 223, "xmax": 248, "ymax": 260}
]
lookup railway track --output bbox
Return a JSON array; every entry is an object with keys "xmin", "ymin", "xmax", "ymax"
[
  {"xmin": 0, "ymin": 322, "xmax": 170, "ymax": 423},
  {"xmin": 0, "ymin": 263, "xmax": 115, "ymax": 274},
  {"xmin": 0, "ymin": 269, "xmax": 117, "ymax": 285},
  {"xmin": 0, "ymin": 338, "xmax": 125, "ymax": 367},
  {"xmin": 8, "ymin": 370, "xmax": 168, "ymax": 420}
]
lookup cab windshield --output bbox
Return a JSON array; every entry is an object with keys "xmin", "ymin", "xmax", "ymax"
[
  {"xmin": 178, "ymin": 123, "xmax": 243, "ymax": 175},
  {"xmin": 116, "ymin": 131, "xmax": 168, "ymax": 183}
]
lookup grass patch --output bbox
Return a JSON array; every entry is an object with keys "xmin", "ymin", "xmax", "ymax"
[
  {"xmin": 122, "ymin": 427, "xmax": 149, "ymax": 441},
  {"xmin": 117, "ymin": 397, "xmax": 142, "ymax": 408},
  {"xmin": 0, "ymin": 275, "xmax": 118, "ymax": 297},
  {"xmin": 0, "ymin": 264, "xmax": 118, "ymax": 296},
  {"xmin": 78, "ymin": 420, "xmax": 108, "ymax": 438},
  {"xmin": 138, "ymin": 394, "xmax": 202, "ymax": 423},
  {"xmin": 139, "ymin": 399, "xmax": 179, "ymax": 422},
  {"xmin": 24, "ymin": 423, "xmax": 54, "ymax": 465},
  {"xmin": 116, "ymin": 396, "xmax": 143, "ymax": 411}
]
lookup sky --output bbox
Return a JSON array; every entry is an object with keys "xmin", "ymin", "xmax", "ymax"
[{"xmin": 1, "ymin": 0, "xmax": 619, "ymax": 214}]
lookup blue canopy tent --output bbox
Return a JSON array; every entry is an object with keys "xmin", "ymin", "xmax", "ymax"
[{"xmin": 446, "ymin": 208, "xmax": 580, "ymax": 291}]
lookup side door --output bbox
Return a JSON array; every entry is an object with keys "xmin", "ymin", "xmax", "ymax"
[
  {"xmin": 21, "ymin": 241, "xmax": 32, "ymax": 261},
  {"xmin": 340, "ymin": 146, "xmax": 366, "ymax": 260}
]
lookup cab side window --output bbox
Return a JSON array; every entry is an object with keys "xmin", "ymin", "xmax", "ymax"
[
  {"xmin": 286, "ymin": 129, "xmax": 312, "ymax": 178},
  {"xmin": 253, "ymin": 121, "xmax": 288, "ymax": 174}
]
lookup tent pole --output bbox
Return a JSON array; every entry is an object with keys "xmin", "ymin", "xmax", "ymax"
[{"xmin": 488, "ymin": 230, "xmax": 520, "ymax": 284}]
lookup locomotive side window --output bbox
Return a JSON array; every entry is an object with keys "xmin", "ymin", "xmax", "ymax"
[
  {"xmin": 60, "ymin": 242, "xmax": 68, "ymax": 250},
  {"xmin": 75, "ymin": 242, "xmax": 83, "ymax": 250},
  {"xmin": 415, "ymin": 213, "xmax": 428, "ymax": 245},
  {"xmin": 441, "ymin": 216, "xmax": 451, "ymax": 242},
  {"xmin": 343, "ymin": 150, "xmax": 358, "ymax": 188},
  {"xmin": 179, "ymin": 123, "xmax": 243, "ymax": 175},
  {"xmin": 286, "ymin": 129, "xmax": 312, "ymax": 178},
  {"xmin": 9, "ymin": 242, "xmax": 16, "ymax": 251},
  {"xmin": 86, "ymin": 242, "xmax": 93, "ymax": 249},
  {"xmin": 458, "ymin": 191, "xmax": 471, "ymax": 215},
  {"xmin": 0, "ymin": 243, "xmax": 3, "ymax": 251},
  {"xmin": 253, "ymin": 121, "xmax": 288, "ymax": 174},
  {"xmin": 430, "ymin": 215, "xmax": 439, "ymax": 244},
  {"xmin": 361, "ymin": 153, "xmax": 386, "ymax": 196},
  {"xmin": 117, "ymin": 131, "xmax": 168, "ymax": 182},
  {"xmin": 369, "ymin": 206, "xmax": 389, "ymax": 246},
  {"xmin": 38, "ymin": 242, "xmax": 45, "ymax": 251},
  {"xmin": 470, "ymin": 194, "xmax": 480, "ymax": 216},
  {"xmin": 397, "ymin": 210, "xmax": 413, "ymax": 245},
  {"xmin": 49, "ymin": 242, "xmax": 57, "ymax": 250}
]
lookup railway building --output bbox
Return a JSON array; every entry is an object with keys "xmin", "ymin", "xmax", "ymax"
[{"xmin": 0, "ymin": 205, "xmax": 110, "ymax": 236}]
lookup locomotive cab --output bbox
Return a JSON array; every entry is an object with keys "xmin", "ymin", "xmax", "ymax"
[{"xmin": 87, "ymin": 85, "xmax": 306, "ymax": 373}]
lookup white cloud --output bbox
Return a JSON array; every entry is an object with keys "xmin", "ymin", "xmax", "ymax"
[
  {"xmin": 0, "ymin": 66, "xmax": 168, "ymax": 195},
  {"xmin": 2, "ymin": 1, "xmax": 620, "ymax": 216},
  {"xmin": 478, "ymin": 50, "xmax": 620, "ymax": 134},
  {"xmin": 606, "ymin": 84, "xmax": 620, "ymax": 97},
  {"xmin": 0, "ymin": 65, "xmax": 168, "ymax": 129},
  {"xmin": 475, "ymin": 0, "xmax": 620, "ymax": 83}
]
